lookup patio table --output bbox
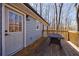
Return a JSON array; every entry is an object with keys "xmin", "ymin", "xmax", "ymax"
[{"xmin": 48, "ymin": 33, "xmax": 64, "ymax": 48}]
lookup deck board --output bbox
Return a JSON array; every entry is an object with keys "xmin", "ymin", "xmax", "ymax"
[
  {"xmin": 31, "ymin": 39, "xmax": 66, "ymax": 56},
  {"xmin": 14, "ymin": 38, "xmax": 79, "ymax": 56}
]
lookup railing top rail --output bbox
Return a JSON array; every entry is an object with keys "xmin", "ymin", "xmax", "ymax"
[{"xmin": 44, "ymin": 30, "xmax": 79, "ymax": 33}]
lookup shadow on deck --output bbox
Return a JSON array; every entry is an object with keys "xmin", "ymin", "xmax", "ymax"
[{"xmin": 14, "ymin": 37, "xmax": 79, "ymax": 56}]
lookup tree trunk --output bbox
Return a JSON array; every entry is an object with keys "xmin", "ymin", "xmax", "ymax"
[
  {"xmin": 77, "ymin": 6, "xmax": 79, "ymax": 31},
  {"xmin": 57, "ymin": 3, "xmax": 63, "ymax": 31},
  {"xmin": 54, "ymin": 3, "xmax": 58, "ymax": 32}
]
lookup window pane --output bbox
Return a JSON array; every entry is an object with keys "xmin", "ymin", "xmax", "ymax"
[
  {"xmin": 15, "ymin": 14, "xmax": 19, "ymax": 32},
  {"xmin": 9, "ymin": 12, "xmax": 15, "ymax": 32},
  {"xmin": 19, "ymin": 15, "xmax": 22, "ymax": 31}
]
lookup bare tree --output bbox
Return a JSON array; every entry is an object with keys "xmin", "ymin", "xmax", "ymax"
[
  {"xmin": 64, "ymin": 4, "xmax": 73, "ymax": 31},
  {"xmin": 53, "ymin": 4, "xmax": 55, "ymax": 30},
  {"xmin": 57, "ymin": 3, "xmax": 63, "ymax": 31},
  {"xmin": 40, "ymin": 3, "xmax": 42, "ymax": 16},
  {"xmin": 54, "ymin": 3, "xmax": 63, "ymax": 32},
  {"xmin": 77, "ymin": 5, "xmax": 79, "ymax": 31},
  {"xmin": 74, "ymin": 3, "xmax": 79, "ymax": 31},
  {"xmin": 54, "ymin": 3, "xmax": 58, "ymax": 31}
]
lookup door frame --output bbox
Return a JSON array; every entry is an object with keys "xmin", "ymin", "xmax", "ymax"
[{"xmin": 2, "ymin": 4, "xmax": 27, "ymax": 56}]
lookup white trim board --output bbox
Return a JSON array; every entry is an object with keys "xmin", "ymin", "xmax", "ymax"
[
  {"xmin": 2, "ymin": 3, "xmax": 6, "ymax": 56},
  {"xmin": 67, "ymin": 41, "xmax": 79, "ymax": 53}
]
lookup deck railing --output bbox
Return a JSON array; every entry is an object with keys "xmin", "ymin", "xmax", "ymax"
[
  {"xmin": 68, "ymin": 31, "xmax": 79, "ymax": 47},
  {"xmin": 44, "ymin": 30, "xmax": 79, "ymax": 47}
]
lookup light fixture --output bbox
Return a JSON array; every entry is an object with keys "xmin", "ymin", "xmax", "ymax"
[{"xmin": 26, "ymin": 15, "xmax": 30, "ymax": 21}]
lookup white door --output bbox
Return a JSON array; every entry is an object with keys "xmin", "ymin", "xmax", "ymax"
[{"xmin": 5, "ymin": 7, "xmax": 24, "ymax": 55}]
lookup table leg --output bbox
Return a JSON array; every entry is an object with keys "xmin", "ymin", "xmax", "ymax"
[
  {"xmin": 58, "ymin": 40, "xmax": 62, "ymax": 49},
  {"xmin": 49, "ymin": 39, "xmax": 52, "ymax": 46}
]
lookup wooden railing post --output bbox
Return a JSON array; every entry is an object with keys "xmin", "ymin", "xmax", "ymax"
[{"xmin": 68, "ymin": 31, "xmax": 70, "ymax": 41}]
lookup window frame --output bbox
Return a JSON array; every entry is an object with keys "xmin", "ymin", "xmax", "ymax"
[{"xmin": 8, "ymin": 9, "xmax": 23, "ymax": 32}]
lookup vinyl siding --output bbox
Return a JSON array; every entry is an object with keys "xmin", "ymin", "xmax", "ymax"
[{"xmin": 26, "ymin": 16, "xmax": 42, "ymax": 46}]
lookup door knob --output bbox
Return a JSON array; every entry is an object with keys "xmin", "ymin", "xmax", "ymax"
[{"xmin": 5, "ymin": 33, "xmax": 9, "ymax": 36}]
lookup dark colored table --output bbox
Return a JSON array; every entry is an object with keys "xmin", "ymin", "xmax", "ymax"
[{"xmin": 48, "ymin": 33, "xmax": 64, "ymax": 48}]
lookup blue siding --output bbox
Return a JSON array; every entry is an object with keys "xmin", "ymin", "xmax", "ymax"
[
  {"xmin": 0, "ymin": 3, "xmax": 2, "ymax": 56},
  {"xmin": 26, "ymin": 16, "xmax": 42, "ymax": 46}
]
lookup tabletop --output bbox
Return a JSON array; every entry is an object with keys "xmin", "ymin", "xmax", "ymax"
[{"xmin": 48, "ymin": 33, "xmax": 64, "ymax": 39}]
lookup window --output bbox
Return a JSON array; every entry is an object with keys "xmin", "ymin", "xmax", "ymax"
[{"xmin": 9, "ymin": 11, "xmax": 22, "ymax": 32}]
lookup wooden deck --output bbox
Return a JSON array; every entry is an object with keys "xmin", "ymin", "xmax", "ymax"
[
  {"xmin": 30, "ymin": 38, "xmax": 66, "ymax": 56},
  {"xmin": 14, "ymin": 37, "xmax": 79, "ymax": 56}
]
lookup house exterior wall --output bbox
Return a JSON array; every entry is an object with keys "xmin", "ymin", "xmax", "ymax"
[
  {"xmin": 0, "ymin": 3, "xmax": 2, "ymax": 56},
  {"xmin": 26, "ymin": 16, "xmax": 43, "ymax": 46},
  {"xmin": 0, "ymin": 3, "xmax": 47, "ymax": 56}
]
